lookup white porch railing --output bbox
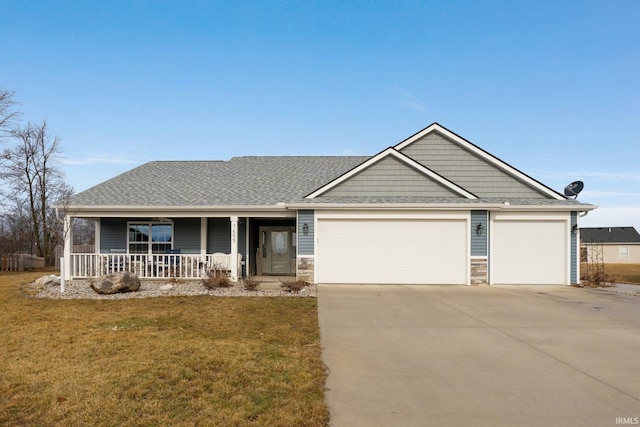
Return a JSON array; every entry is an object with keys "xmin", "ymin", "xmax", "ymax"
[{"xmin": 69, "ymin": 253, "xmax": 243, "ymax": 280}]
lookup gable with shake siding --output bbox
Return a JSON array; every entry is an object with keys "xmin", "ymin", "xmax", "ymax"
[{"xmin": 397, "ymin": 130, "xmax": 554, "ymax": 199}]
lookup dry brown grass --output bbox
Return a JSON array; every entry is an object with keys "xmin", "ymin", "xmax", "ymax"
[
  {"xmin": 0, "ymin": 271, "xmax": 328, "ymax": 426},
  {"xmin": 602, "ymin": 263, "xmax": 640, "ymax": 284}
]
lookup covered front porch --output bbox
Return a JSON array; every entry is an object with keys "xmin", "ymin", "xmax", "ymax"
[{"xmin": 62, "ymin": 211, "xmax": 301, "ymax": 282}]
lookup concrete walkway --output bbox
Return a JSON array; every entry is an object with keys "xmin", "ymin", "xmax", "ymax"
[{"xmin": 318, "ymin": 285, "xmax": 640, "ymax": 427}]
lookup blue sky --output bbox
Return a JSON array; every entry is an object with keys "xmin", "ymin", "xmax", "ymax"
[{"xmin": 1, "ymin": 0, "xmax": 639, "ymax": 230}]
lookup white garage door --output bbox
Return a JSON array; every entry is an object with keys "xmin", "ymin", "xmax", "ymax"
[
  {"xmin": 492, "ymin": 220, "xmax": 567, "ymax": 285},
  {"xmin": 316, "ymin": 219, "xmax": 467, "ymax": 284}
]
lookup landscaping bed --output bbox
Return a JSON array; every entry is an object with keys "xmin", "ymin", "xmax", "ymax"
[{"xmin": 24, "ymin": 277, "xmax": 316, "ymax": 300}]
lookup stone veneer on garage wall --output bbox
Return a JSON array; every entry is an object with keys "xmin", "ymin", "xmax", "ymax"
[
  {"xmin": 297, "ymin": 257, "xmax": 315, "ymax": 283},
  {"xmin": 470, "ymin": 257, "xmax": 488, "ymax": 285}
]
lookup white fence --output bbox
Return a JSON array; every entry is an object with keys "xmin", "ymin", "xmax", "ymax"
[
  {"xmin": 69, "ymin": 253, "xmax": 243, "ymax": 280},
  {"xmin": 0, "ymin": 253, "xmax": 46, "ymax": 271}
]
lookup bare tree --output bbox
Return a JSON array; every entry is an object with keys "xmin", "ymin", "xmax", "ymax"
[
  {"xmin": 0, "ymin": 88, "xmax": 20, "ymax": 139},
  {"xmin": 0, "ymin": 88, "xmax": 20, "ymax": 207},
  {"xmin": 73, "ymin": 219, "xmax": 96, "ymax": 246},
  {"xmin": 1, "ymin": 120, "xmax": 72, "ymax": 264},
  {"xmin": 0, "ymin": 197, "xmax": 34, "ymax": 253}
]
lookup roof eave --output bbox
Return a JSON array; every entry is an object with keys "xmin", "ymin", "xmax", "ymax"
[
  {"xmin": 286, "ymin": 202, "xmax": 599, "ymax": 211},
  {"xmin": 64, "ymin": 204, "xmax": 294, "ymax": 218}
]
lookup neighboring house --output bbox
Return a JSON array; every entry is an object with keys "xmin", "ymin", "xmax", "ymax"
[
  {"xmin": 63, "ymin": 123, "xmax": 596, "ymax": 285},
  {"xmin": 580, "ymin": 227, "xmax": 640, "ymax": 264}
]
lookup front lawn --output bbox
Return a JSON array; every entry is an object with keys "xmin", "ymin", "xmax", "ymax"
[{"xmin": 0, "ymin": 271, "xmax": 328, "ymax": 426}]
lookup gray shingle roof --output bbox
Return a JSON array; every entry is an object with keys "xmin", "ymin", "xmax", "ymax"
[
  {"xmin": 69, "ymin": 156, "xmax": 369, "ymax": 206},
  {"xmin": 580, "ymin": 227, "xmax": 640, "ymax": 244},
  {"xmin": 68, "ymin": 153, "xmax": 595, "ymax": 210}
]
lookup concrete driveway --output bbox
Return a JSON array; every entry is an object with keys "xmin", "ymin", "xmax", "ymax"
[{"xmin": 318, "ymin": 285, "xmax": 640, "ymax": 427}]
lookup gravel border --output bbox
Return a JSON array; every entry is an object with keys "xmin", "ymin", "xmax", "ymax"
[
  {"xmin": 25, "ymin": 280, "xmax": 316, "ymax": 300},
  {"xmin": 592, "ymin": 283, "xmax": 640, "ymax": 297}
]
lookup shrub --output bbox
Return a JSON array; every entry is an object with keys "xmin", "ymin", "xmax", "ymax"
[
  {"xmin": 580, "ymin": 269, "xmax": 615, "ymax": 288},
  {"xmin": 580, "ymin": 247, "xmax": 615, "ymax": 288},
  {"xmin": 242, "ymin": 276, "xmax": 261, "ymax": 291},
  {"xmin": 279, "ymin": 277, "xmax": 310, "ymax": 294},
  {"xmin": 202, "ymin": 264, "xmax": 232, "ymax": 289}
]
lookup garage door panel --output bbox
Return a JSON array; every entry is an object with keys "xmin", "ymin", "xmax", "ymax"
[
  {"xmin": 492, "ymin": 221, "xmax": 567, "ymax": 285},
  {"xmin": 317, "ymin": 219, "xmax": 467, "ymax": 284}
]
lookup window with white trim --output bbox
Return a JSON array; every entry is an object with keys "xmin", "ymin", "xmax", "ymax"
[
  {"xmin": 619, "ymin": 245, "xmax": 629, "ymax": 260},
  {"xmin": 128, "ymin": 222, "xmax": 173, "ymax": 254}
]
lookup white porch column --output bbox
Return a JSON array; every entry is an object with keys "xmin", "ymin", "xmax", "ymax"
[
  {"xmin": 200, "ymin": 217, "xmax": 208, "ymax": 256},
  {"xmin": 230, "ymin": 216, "xmax": 239, "ymax": 282},
  {"xmin": 245, "ymin": 219, "xmax": 250, "ymax": 279},
  {"xmin": 63, "ymin": 214, "xmax": 74, "ymax": 281}
]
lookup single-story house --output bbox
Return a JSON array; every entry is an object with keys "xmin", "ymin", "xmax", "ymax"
[
  {"xmin": 62, "ymin": 123, "xmax": 596, "ymax": 285},
  {"xmin": 580, "ymin": 227, "xmax": 640, "ymax": 264}
]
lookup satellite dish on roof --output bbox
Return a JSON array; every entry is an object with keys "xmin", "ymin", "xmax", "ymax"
[{"xmin": 564, "ymin": 181, "xmax": 584, "ymax": 199}]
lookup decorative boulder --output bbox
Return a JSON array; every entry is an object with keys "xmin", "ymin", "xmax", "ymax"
[
  {"xmin": 90, "ymin": 272, "xmax": 141, "ymax": 294},
  {"xmin": 35, "ymin": 275, "xmax": 60, "ymax": 287}
]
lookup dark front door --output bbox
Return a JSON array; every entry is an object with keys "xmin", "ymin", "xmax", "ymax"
[{"xmin": 259, "ymin": 227, "xmax": 292, "ymax": 274}]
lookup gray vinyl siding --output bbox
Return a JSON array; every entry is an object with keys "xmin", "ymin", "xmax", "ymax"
[
  {"xmin": 571, "ymin": 211, "xmax": 577, "ymax": 284},
  {"xmin": 399, "ymin": 131, "xmax": 549, "ymax": 199},
  {"xmin": 100, "ymin": 217, "xmax": 241, "ymax": 257},
  {"xmin": 471, "ymin": 211, "xmax": 488, "ymax": 256},
  {"xmin": 322, "ymin": 156, "xmax": 463, "ymax": 198},
  {"xmin": 207, "ymin": 218, "xmax": 231, "ymax": 253},
  {"xmin": 297, "ymin": 210, "xmax": 314, "ymax": 255},
  {"xmin": 206, "ymin": 218, "xmax": 247, "ymax": 275},
  {"xmin": 173, "ymin": 218, "xmax": 201, "ymax": 253},
  {"xmin": 100, "ymin": 218, "xmax": 127, "ymax": 252}
]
